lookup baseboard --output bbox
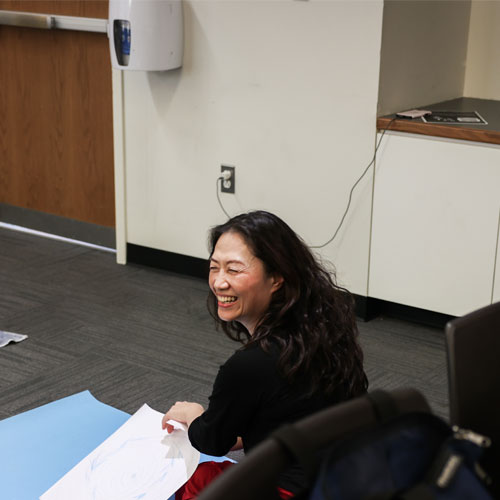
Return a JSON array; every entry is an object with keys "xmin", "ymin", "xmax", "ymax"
[
  {"xmin": 127, "ymin": 243, "xmax": 208, "ymax": 279},
  {"xmin": 127, "ymin": 243, "xmax": 453, "ymax": 328},
  {"xmin": 352, "ymin": 294, "xmax": 372, "ymax": 321},
  {"xmin": 356, "ymin": 295, "xmax": 455, "ymax": 328},
  {"xmin": 0, "ymin": 203, "xmax": 115, "ymax": 248}
]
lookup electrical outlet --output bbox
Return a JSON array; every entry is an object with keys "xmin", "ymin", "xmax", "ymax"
[{"xmin": 221, "ymin": 165, "xmax": 235, "ymax": 194}]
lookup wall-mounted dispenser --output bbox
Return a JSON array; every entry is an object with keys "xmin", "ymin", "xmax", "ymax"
[{"xmin": 108, "ymin": 0, "xmax": 183, "ymax": 71}]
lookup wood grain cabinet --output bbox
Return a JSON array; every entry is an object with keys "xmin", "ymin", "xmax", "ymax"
[{"xmin": 369, "ymin": 132, "xmax": 500, "ymax": 316}]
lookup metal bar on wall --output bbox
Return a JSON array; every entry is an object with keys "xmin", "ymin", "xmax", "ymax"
[{"xmin": 0, "ymin": 10, "xmax": 107, "ymax": 33}]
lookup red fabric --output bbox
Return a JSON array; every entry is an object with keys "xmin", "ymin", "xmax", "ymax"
[
  {"xmin": 175, "ymin": 461, "xmax": 233, "ymax": 500},
  {"xmin": 277, "ymin": 487, "xmax": 295, "ymax": 499},
  {"xmin": 175, "ymin": 460, "xmax": 294, "ymax": 500}
]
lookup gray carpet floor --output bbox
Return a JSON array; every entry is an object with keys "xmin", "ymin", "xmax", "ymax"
[{"xmin": 0, "ymin": 226, "xmax": 448, "ymax": 433}]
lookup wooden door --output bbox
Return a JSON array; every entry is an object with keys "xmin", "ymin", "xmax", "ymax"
[{"xmin": 0, "ymin": 1, "xmax": 115, "ymax": 227}]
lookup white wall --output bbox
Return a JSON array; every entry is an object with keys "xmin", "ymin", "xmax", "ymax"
[
  {"xmin": 377, "ymin": 0, "xmax": 471, "ymax": 116},
  {"xmin": 464, "ymin": 0, "xmax": 500, "ymax": 100},
  {"xmin": 120, "ymin": 0, "xmax": 384, "ymax": 295}
]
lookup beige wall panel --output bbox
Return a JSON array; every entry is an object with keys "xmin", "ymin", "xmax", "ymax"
[
  {"xmin": 378, "ymin": 0, "xmax": 471, "ymax": 116},
  {"xmin": 122, "ymin": 0, "xmax": 384, "ymax": 295},
  {"xmin": 464, "ymin": 0, "xmax": 500, "ymax": 100}
]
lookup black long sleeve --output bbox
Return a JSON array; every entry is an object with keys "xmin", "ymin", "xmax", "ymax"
[
  {"xmin": 188, "ymin": 342, "xmax": 343, "ymax": 493},
  {"xmin": 188, "ymin": 344, "xmax": 273, "ymax": 456}
]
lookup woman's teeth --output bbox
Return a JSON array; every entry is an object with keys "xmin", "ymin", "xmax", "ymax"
[{"xmin": 218, "ymin": 296, "xmax": 237, "ymax": 303}]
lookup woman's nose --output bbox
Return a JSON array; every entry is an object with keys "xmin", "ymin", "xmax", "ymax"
[{"xmin": 213, "ymin": 272, "xmax": 229, "ymax": 290}]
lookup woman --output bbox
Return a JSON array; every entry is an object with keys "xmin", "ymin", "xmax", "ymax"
[{"xmin": 162, "ymin": 210, "xmax": 368, "ymax": 499}]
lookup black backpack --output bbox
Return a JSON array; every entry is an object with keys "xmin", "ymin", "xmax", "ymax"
[
  {"xmin": 198, "ymin": 389, "xmax": 495, "ymax": 500},
  {"xmin": 275, "ymin": 391, "xmax": 494, "ymax": 500}
]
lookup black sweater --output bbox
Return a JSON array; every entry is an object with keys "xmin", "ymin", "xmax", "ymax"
[{"xmin": 188, "ymin": 342, "xmax": 344, "ymax": 493}]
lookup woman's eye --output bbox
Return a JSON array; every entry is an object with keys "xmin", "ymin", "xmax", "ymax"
[
  {"xmin": 228, "ymin": 268, "xmax": 241, "ymax": 274},
  {"xmin": 209, "ymin": 266, "xmax": 219, "ymax": 272}
]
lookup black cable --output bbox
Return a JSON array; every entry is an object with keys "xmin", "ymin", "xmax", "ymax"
[
  {"xmin": 311, "ymin": 117, "xmax": 397, "ymax": 249},
  {"xmin": 216, "ymin": 176, "xmax": 231, "ymax": 219},
  {"xmin": 214, "ymin": 118, "xmax": 397, "ymax": 231}
]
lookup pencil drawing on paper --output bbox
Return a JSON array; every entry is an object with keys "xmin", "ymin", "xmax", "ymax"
[
  {"xmin": 86, "ymin": 435, "xmax": 185, "ymax": 500},
  {"xmin": 40, "ymin": 404, "xmax": 200, "ymax": 500}
]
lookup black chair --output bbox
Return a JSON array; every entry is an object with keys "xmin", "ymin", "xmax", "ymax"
[
  {"xmin": 197, "ymin": 388, "xmax": 430, "ymax": 500},
  {"xmin": 445, "ymin": 301, "xmax": 500, "ymax": 492}
]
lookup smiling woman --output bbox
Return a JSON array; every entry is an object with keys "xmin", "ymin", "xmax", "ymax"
[
  {"xmin": 208, "ymin": 231, "xmax": 283, "ymax": 334},
  {"xmin": 162, "ymin": 210, "xmax": 367, "ymax": 499}
]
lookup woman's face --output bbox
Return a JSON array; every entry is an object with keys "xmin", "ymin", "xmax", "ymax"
[{"xmin": 209, "ymin": 231, "xmax": 282, "ymax": 335}]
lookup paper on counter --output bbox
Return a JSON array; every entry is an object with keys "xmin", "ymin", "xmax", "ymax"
[
  {"xmin": 40, "ymin": 404, "xmax": 200, "ymax": 500},
  {"xmin": 0, "ymin": 330, "xmax": 27, "ymax": 348}
]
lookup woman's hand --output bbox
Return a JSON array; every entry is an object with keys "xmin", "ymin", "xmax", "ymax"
[
  {"xmin": 230, "ymin": 437, "xmax": 243, "ymax": 451},
  {"xmin": 161, "ymin": 401, "xmax": 205, "ymax": 433}
]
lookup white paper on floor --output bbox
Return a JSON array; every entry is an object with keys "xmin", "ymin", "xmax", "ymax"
[
  {"xmin": 40, "ymin": 404, "xmax": 201, "ymax": 500},
  {"xmin": 0, "ymin": 331, "xmax": 28, "ymax": 348}
]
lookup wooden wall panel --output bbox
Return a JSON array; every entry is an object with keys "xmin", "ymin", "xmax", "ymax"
[
  {"xmin": 0, "ymin": 1, "xmax": 115, "ymax": 227},
  {"xmin": 0, "ymin": 1, "xmax": 108, "ymax": 19}
]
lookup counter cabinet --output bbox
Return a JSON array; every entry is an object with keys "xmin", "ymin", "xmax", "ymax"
[{"xmin": 369, "ymin": 131, "xmax": 500, "ymax": 317}]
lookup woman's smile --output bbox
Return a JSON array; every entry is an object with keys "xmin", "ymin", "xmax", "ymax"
[{"xmin": 217, "ymin": 295, "xmax": 238, "ymax": 306}]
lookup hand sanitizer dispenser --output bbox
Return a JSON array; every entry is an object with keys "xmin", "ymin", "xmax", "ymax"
[{"xmin": 108, "ymin": 0, "xmax": 183, "ymax": 71}]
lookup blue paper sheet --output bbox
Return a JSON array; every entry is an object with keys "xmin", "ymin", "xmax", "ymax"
[
  {"xmin": 0, "ymin": 391, "xmax": 232, "ymax": 500},
  {"xmin": 0, "ymin": 391, "xmax": 129, "ymax": 500}
]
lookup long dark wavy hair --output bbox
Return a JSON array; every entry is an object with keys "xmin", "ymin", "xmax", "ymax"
[{"xmin": 207, "ymin": 210, "xmax": 368, "ymax": 400}]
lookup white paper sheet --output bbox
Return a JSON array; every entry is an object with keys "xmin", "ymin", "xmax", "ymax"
[
  {"xmin": 40, "ymin": 404, "xmax": 200, "ymax": 500},
  {"xmin": 0, "ymin": 330, "xmax": 27, "ymax": 348}
]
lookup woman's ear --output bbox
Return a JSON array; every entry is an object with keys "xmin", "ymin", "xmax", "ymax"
[{"xmin": 271, "ymin": 275, "xmax": 284, "ymax": 293}]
